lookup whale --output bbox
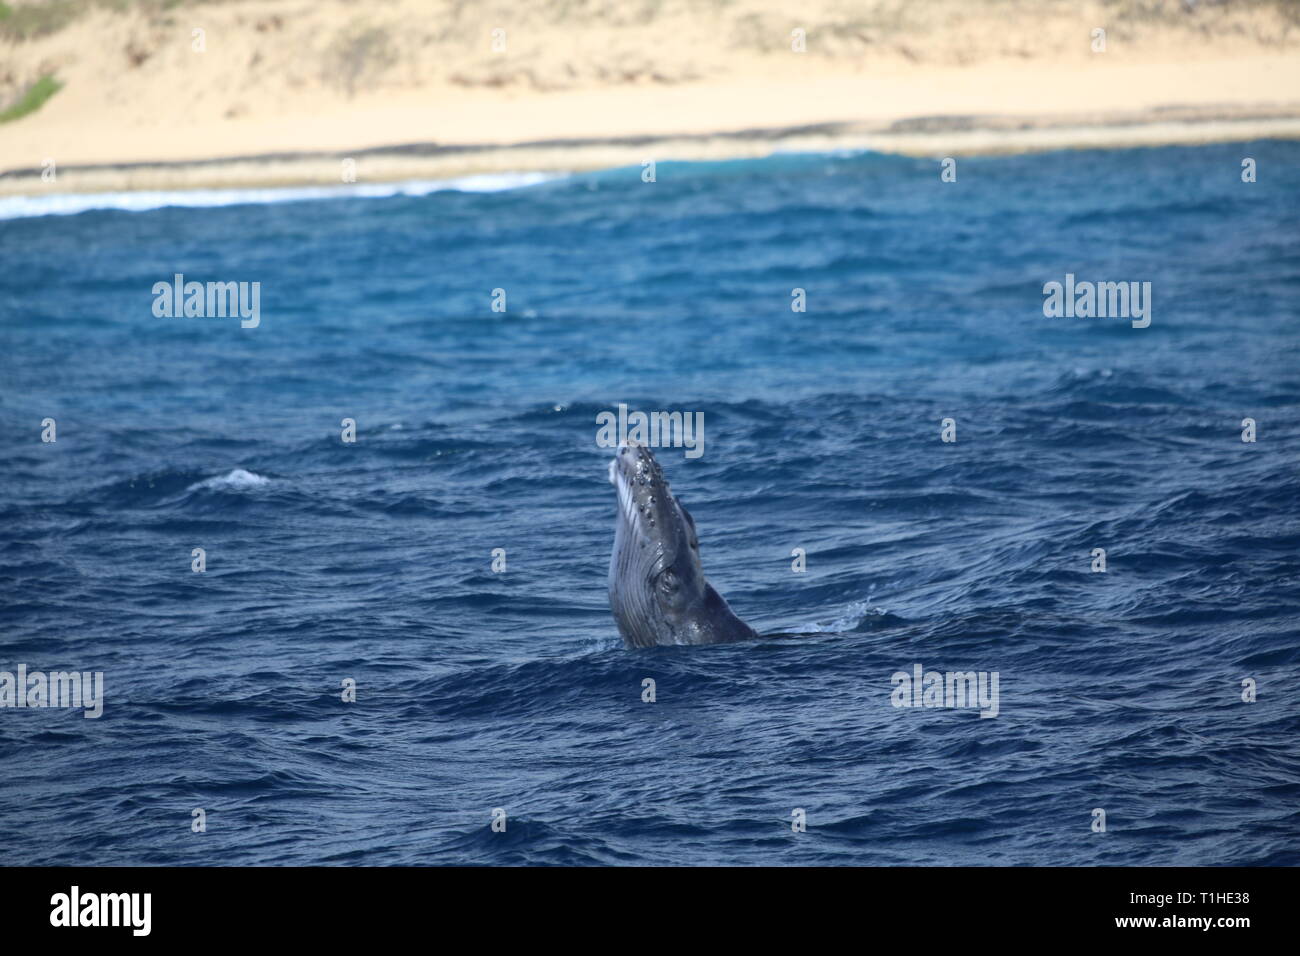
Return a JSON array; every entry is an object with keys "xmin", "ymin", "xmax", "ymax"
[{"xmin": 608, "ymin": 442, "xmax": 759, "ymax": 648}]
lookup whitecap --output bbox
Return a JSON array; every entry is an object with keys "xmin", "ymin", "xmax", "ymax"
[
  {"xmin": 791, "ymin": 600, "xmax": 887, "ymax": 634},
  {"xmin": 187, "ymin": 468, "xmax": 271, "ymax": 492}
]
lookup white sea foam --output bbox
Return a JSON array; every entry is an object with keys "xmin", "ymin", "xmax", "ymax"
[
  {"xmin": 0, "ymin": 171, "xmax": 564, "ymax": 221},
  {"xmin": 793, "ymin": 600, "xmax": 885, "ymax": 634},
  {"xmin": 187, "ymin": 468, "xmax": 271, "ymax": 492}
]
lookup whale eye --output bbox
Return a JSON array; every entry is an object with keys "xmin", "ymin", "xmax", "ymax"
[{"xmin": 659, "ymin": 568, "xmax": 678, "ymax": 595}]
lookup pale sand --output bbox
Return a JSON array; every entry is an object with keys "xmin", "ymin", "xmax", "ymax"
[{"xmin": 1, "ymin": 0, "xmax": 1298, "ymax": 195}]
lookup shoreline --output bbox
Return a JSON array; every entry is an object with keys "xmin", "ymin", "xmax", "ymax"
[
  {"xmin": 4, "ymin": 105, "xmax": 1299, "ymax": 199},
  {"xmin": 4, "ymin": 0, "xmax": 1298, "ymax": 199}
]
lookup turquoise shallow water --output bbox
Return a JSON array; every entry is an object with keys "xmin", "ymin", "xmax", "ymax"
[{"xmin": 1, "ymin": 141, "xmax": 1297, "ymax": 864}]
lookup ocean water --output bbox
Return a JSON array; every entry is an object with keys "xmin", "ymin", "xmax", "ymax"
[{"xmin": 1, "ymin": 141, "xmax": 1297, "ymax": 866}]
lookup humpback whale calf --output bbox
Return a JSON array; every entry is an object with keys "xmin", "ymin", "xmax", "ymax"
[{"xmin": 608, "ymin": 442, "xmax": 759, "ymax": 648}]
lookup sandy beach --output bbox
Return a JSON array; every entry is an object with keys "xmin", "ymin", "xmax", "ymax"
[{"xmin": 1, "ymin": 0, "xmax": 1298, "ymax": 195}]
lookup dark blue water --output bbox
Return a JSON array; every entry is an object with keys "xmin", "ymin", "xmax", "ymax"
[{"xmin": 1, "ymin": 142, "xmax": 1297, "ymax": 865}]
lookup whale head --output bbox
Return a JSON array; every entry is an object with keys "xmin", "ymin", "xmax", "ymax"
[{"xmin": 607, "ymin": 442, "xmax": 756, "ymax": 648}]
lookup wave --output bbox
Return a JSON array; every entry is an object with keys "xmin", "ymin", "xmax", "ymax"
[
  {"xmin": 0, "ymin": 171, "xmax": 565, "ymax": 221},
  {"xmin": 786, "ymin": 600, "xmax": 904, "ymax": 634},
  {"xmin": 186, "ymin": 468, "xmax": 272, "ymax": 493}
]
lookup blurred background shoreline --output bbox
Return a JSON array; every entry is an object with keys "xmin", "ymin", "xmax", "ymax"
[{"xmin": 1, "ymin": 0, "xmax": 1299, "ymax": 195}]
